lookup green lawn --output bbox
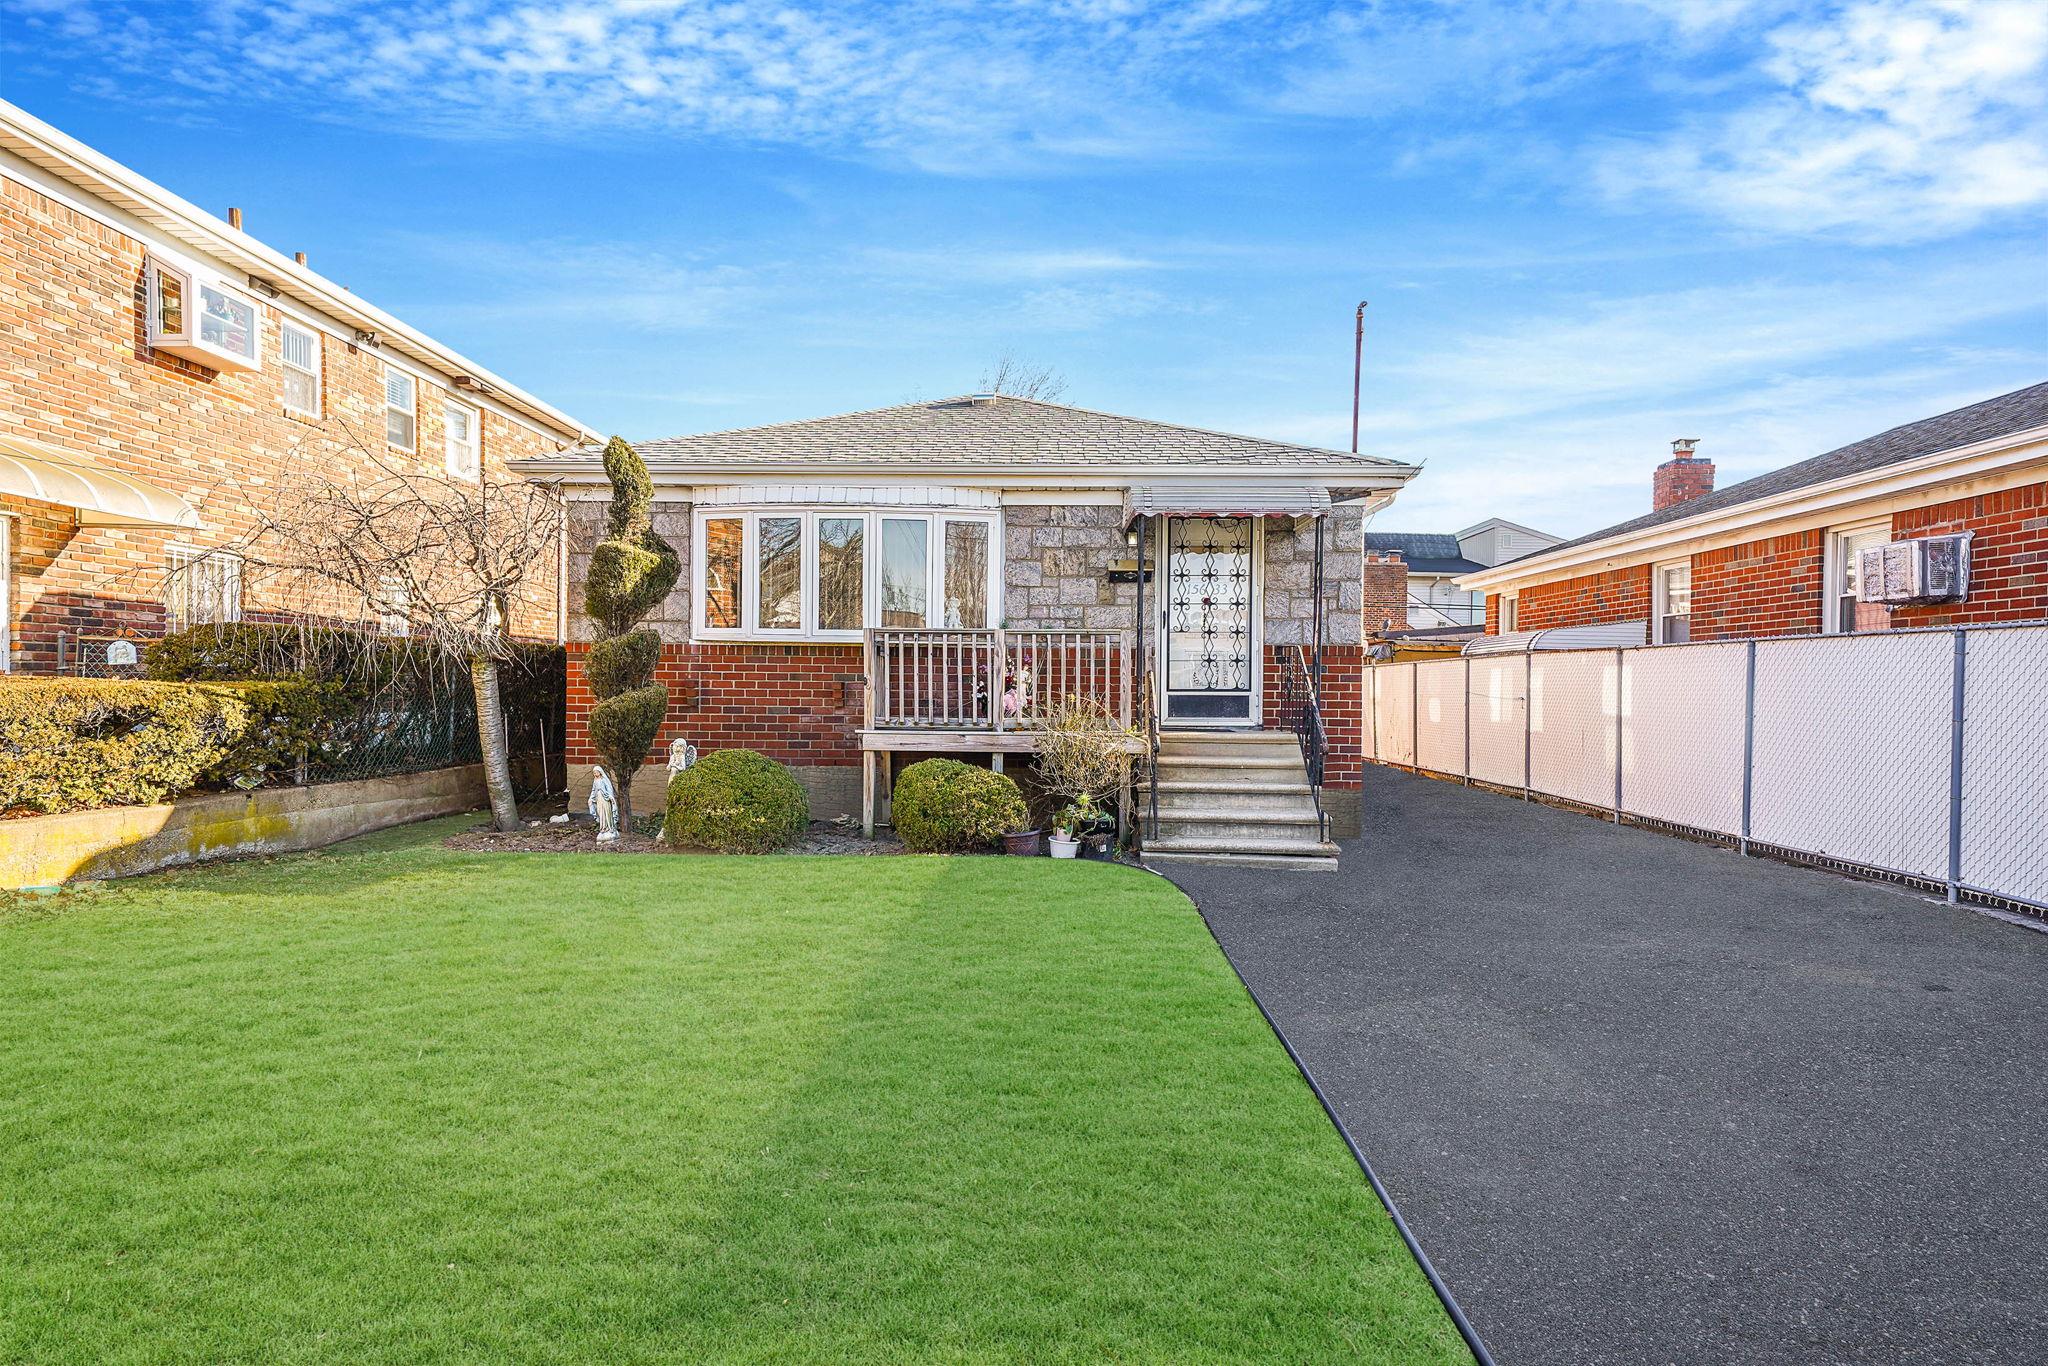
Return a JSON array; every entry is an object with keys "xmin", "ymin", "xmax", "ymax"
[{"xmin": 0, "ymin": 819, "xmax": 1467, "ymax": 1364}]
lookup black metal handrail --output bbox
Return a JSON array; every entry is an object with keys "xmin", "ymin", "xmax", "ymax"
[{"xmin": 1278, "ymin": 644, "xmax": 1330, "ymax": 842}]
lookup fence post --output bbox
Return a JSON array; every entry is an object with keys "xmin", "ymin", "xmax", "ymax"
[
  {"xmin": 1947, "ymin": 628, "xmax": 1967, "ymax": 904},
  {"xmin": 1740, "ymin": 638, "xmax": 1756, "ymax": 857},
  {"xmin": 1462, "ymin": 654, "xmax": 1471, "ymax": 784},
  {"xmin": 1613, "ymin": 648, "xmax": 1624, "ymax": 824},
  {"xmin": 1411, "ymin": 662, "xmax": 1420, "ymax": 774},
  {"xmin": 1521, "ymin": 653, "xmax": 1532, "ymax": 801}
]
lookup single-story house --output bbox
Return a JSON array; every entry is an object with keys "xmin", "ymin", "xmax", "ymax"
[
  {"xmin": 511, "ymin": 393, "xmax": 1419, "ymax": 864},
  {"xmin": 1460, "ymin": 382, "xmax": 2048, "ymax": 643}
]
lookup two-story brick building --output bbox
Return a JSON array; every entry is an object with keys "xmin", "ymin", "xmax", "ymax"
[
  {"xmin": 0, "ymin": 100, "xmax": 595, "ymax": 673},
  {"xmin": 1461, "ymin": 383, "xmax": 2048, "ymax": 642}
]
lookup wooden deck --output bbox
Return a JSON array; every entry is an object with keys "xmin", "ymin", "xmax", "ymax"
[{"xmin": 859, "ymin": 627, "xmax": 1137, "ymax": 835}]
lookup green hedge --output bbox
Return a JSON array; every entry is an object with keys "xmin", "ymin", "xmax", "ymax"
[
  {"xmin": 891, "ymin": 759, "xmax": 1030, "ymax": 853},
  {"xmin": 197, "ymin": 680, "xmax": 356, "ymax": 789},
  {"xmin": 0, "ymin": 679, "xmax": 252, "ymax": 816},
  {"xmin": 665, "ymin": 749, "xmax": 809, "ymax": 854}
]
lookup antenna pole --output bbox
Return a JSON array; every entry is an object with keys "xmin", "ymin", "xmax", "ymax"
[{"xmin": 1351, "ymin": 300, "xmax": 1368, "ymax": 454}]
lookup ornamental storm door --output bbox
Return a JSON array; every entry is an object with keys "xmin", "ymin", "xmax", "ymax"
[{"xmin": 1161, "ymin": 516, "xmax": 1259, "ymax": 724}]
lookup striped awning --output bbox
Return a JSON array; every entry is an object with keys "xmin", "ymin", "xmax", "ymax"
[
  {"xmin": 1122, "ymin": 482, "xmax": 1331, "ymax": 525},
  {"xmin": 0, "ymin": 432, "xmax": 201, "ymax": 528}
]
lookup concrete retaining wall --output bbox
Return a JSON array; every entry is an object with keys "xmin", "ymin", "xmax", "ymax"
[{"xmin": 0, "ymin": 764, "xmax": 487, "ymax": 888}]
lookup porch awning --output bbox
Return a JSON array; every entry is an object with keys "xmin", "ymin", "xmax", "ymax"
[
  {"xmin": 1122, "ymin": 482, "xmax": 1331, "ymax": 525},
  {"xmin": 0, "ymin": 432, "xmax": 201, "ymax": 529}
]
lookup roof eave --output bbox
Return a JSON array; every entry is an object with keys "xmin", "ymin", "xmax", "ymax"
[
  {"xmin": 1459, "ymin": 424, "xmax": 2048, "ymax": 592},
  {"xmin": 508, "ymin": 457, "xmax": 1419, "ymax": 485}
]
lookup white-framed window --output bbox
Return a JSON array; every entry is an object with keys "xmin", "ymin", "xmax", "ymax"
[
  {"xmin": 443, "ymin": 398, "xmax": 481, "ymax": 480},
  {"xmin": 1653, "ymin": 559, "xmax": 1692, "ymax": 643},
  {"xmin": 145, "ymin": 252, "xmax": 261, "ymax": 373},
  {"xmin": 692, "ymin": 507, "xmax": 999, "ymax": 641},
  {"xmin": 1499, "ymin": 593, "xmax": 1518, "ymax": 632},
  {"xmin": 385, "ymin": 368, "xmax": 417, "ymax": 451},
  {"xmin": 279, "ymin": 318, "xmax": 321, "ymax": 417},
  {"xmin": 1826, "ymin": 520, "xmax": 1892, "ymax": 634},
  {"xmin": 165, "ymin": 546, "xmax": 243, "ymax": 630}
]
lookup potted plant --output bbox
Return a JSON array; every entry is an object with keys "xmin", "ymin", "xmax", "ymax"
[
  {"xmin": 1034, "ymin": 697, "xmax": 1141, "ymax": 858},
  {"xmin": 1003, "ymin": 824, "xmax": 1043, "ymax": 857},
  {"xmin": 1049, "ymin": 802, "xmax": 1084, "ymax": 858}
]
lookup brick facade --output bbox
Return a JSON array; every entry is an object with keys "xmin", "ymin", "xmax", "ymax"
[
  {"xmin": 1890, "ymin": 481, "xmax": 2048, "ymax": 627},
  {"xmin": 1, "ymin": 171, "xmax": 578, "ymax": 671},
  {"xmin": 1515, "ymin": 564, "xmax": 1651, "ymax": 632},
  {"xmin": 1477, "ymin": 477, "xmax": 2047, "ymax": 643}
]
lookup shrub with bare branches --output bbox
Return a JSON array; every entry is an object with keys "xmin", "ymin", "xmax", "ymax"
[{"xmin": 1032, "ymin": 695, "xmax": 1140, "ymax": 816}]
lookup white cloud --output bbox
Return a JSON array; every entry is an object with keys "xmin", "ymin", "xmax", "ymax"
[{"xmin": 1598, "ymin": 0, "xmax": 2048, "ymax": 242}]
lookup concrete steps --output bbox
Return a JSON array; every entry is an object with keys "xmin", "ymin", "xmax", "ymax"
[{"xmin": 1144, "ymin": 730, "xmax": 1335, "ymax": 870}]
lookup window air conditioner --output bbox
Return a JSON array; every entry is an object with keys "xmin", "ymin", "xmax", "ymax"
[{"xmin": 1856, "ymin": 533, "xmax": 1971, "ymax": 605}]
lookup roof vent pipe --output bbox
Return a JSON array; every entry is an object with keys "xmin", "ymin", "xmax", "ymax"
[{"xmin": 227, "ymin": 207, "xmax": 243, "ymax": 230}]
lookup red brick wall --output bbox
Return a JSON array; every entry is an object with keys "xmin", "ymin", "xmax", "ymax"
[
  {"xmin": 1690, "ymin": 530, "xmax": 1825, "ymax": 639},
  {"xmin": 1484, "ymin": 593, "xmax": 1500, "ymax": 634},
  {"xmin": 567, "ymin": 643, "xmax": 866, "ymax": 771},
  {"xmin": 1517, "ymin": 565, "xmax": 1650, "ymax": 631},
  {"xmin": 1890, "ymin": 480, "xmax": 2048, "ymax": 627},
  {"xmin": 1, "ymin": 173, "xmax": 572, "ymax": 670}
]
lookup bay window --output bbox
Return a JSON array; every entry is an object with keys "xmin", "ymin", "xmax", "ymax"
[{"xmin": 693, "ymin": 507, "xmax": 998, "ymax": 640}]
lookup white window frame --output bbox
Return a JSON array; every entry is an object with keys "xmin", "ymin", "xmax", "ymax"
[
  {"xmin": 165, "ymin": 545, "xmax": 244, "ymax": 630},
  {"xmin": 278, "ymin": 318, "xmax": 321, "ymax": 418},
  {"xmin": 1652, "ymin": 558, "xmax": 1692, "ymax": 644},
  {"xmin": 1500, "ymin": 593, "xmax": 1518, "ymax": 632},
  {"xmin": 1825, "ymin": 518, "xmax": 1891, "ymax": 634},
  {"xmin": 385, "ymin": 367, "xmax": 418, "ymax": 452},
  {"xmin": 443, "ymin": 397, "xmax": 481, "ymax": 480},
  {"xmin": 145, "ymin": 252, "xmax": 263, "ymax": 374},
  {"xmin": 691, "ymin": 506, "xmax": 1001, "ymax": 643}
]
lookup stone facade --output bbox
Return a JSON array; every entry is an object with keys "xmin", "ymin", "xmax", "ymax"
[
  {"xmin": 1262, "ymin": 504, "xmax": 1364, "ymax": 646},
  {"xmin": 566, "ymin": 497, "xmax": 693, "ymax": 644},
  {"xmin": 1001, "ymin": 504, "xmax": 1135, "ymax": 631}
]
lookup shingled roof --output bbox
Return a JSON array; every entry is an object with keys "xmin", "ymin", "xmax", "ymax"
[
  {"xmin": 1362, "ymin": 532, "xmax": 1486, "ymax": 574},
  {"xmin": 543, "ymin": 394, "xmax": 1409, "ymax": 473},
  {"xmin": 1525, "ymin": 381, "xmax": 2048, "ymax": 562}
]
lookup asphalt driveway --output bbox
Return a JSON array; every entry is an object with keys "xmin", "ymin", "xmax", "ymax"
[{"xmin": 1163, "ymin": 767, "xmax": 2047, "ymax": 1366}]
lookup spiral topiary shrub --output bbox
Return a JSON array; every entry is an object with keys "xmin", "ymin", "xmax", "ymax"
[
  {"xmin": 582, "ymin": 435, "xmax": 679, "ymax": 821},
  {"xmin": 665, "ymin": 749, "xmax": 810, "ymax": 854},
  {"xmin": 891, "ymin": 759, "xmax": 1030, "ymax": 853}
]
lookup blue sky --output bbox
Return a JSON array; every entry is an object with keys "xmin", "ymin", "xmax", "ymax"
[{"xmin": 3, "ymin": 0, "xmax": 2044, "ymax": 537}]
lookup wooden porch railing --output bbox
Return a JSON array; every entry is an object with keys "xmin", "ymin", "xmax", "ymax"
[{"xmin": 864, "ymin": 628, "xmax": 1134, "ymax": 731}]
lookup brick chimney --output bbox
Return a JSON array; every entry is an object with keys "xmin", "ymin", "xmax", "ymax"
[
  {"xmin": 1653, "ymin": 437, "xmax": 1715, "ymax": 511},
  {"xmin": 1361, "ymin": 551, "xmax": 1410, "ymax": 635}
]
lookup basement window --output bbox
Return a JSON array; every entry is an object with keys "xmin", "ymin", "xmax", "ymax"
[{"xmin": 146, "ymin": 253, "xmax": 261, "ymax": 373}]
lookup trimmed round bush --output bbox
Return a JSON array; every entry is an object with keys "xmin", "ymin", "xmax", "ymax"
[
  {"xmin": 666, "ymin": 749, "xmax": 809, "ymax": 854},
  {"xmin": 891, "ymin": 758, "xmax": 1029, "ymax": 853}
]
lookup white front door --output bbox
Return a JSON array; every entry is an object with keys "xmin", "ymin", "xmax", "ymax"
[{"xmin": 1159, "ymin": 515, "xmax": 1260, "ymax": 725}]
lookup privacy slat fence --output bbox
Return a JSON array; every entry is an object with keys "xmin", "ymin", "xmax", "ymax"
[{"xmin": 1365, "ymin": 621, "xmax": 2048, "ymax": 913}]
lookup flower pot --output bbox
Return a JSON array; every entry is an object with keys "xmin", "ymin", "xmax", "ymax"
[
  {"xmin": 1049, "ymin": 834, "xmax": 1080, "ymax": 859},
  {"xmin": 1083, "ymin": 833, "xmax": 1114, "ymax": 860},
  {"xmin": 1003, "ymin": 829, "xmax": 1043, "ymax": 857}
]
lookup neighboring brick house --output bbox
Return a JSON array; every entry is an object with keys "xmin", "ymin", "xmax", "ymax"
[
  {"xmin": 1462, "ymin": 383, "xmax": 2048, "ymax": 643},
  {"xmin": 0, "ymin": 100, "xmax": 594, "ymax": 672},
  {"xmin": 511, "ymin": 394, "xmax": 1418, "ymax": 858}
]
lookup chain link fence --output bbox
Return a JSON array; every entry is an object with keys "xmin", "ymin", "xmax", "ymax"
[{"xmin": 1365, "ymin": 621, "xmax": 2048, "ymax": 916}]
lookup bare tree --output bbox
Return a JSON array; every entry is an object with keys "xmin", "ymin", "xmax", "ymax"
[
  {"xmin": 979, "ymin": 353, "xmax": 1069, "ymax": 402},
  {"xmin": 226, "ymin": 425, "xmax": 563, "ymax": 832}
]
